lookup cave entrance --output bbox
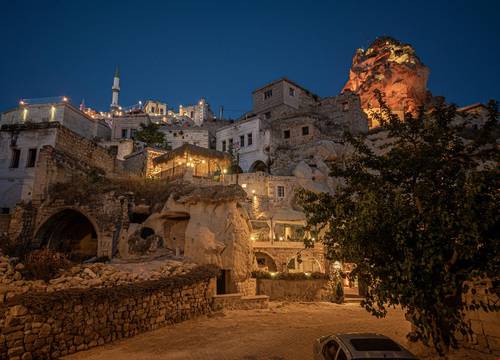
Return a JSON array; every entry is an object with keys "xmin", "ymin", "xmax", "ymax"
[
  {"xmin": 35, "ymin": 209, "xmax": 98, "ymax": 262},
  {"xmin": 216, "ymin": 269, "xmax": 231, "ymax": 294}
]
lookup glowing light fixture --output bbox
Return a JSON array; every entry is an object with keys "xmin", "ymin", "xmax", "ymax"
[
  {"xmin": 222, "ymin": 169, "xmax": 227, "ymax": 174},
  {"xmin": 19, "ymin": 100, "xmax": 25, "ymax": 105},
  {"xmin": 241, "ymin": 183, "xmax": 247, "ymax": 188},
  {"xmin": 62, "ymin": 96, "xmax": 68, "ymax": 102}
]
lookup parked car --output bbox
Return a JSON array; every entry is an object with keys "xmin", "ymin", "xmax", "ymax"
[{"xmin": 313, "ymin": 333, "xmax": 418, "ymax": 360}]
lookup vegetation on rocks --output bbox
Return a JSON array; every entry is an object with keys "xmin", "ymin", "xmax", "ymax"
[{"xmin": 298, "ymin": 92, "xmax": 500, "ymax": 354}]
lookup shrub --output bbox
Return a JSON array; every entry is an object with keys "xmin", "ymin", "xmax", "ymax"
[
  {"xmin": 251, "ymin": 270, "xmax": 328, "ymax": 280},
  {"xmin": 21, "ymin": 249, "xmax": 73, "ymax": 281}
]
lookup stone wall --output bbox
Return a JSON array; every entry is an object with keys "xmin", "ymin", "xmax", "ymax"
[
  {"xmin": 256, "ymin": 278, "xmax": 329, "ymax": 301},
  {"xmin": 0, "ymin": 265, "xmax": 218, "ymax": 359}
]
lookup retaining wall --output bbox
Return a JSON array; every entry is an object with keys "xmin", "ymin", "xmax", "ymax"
[
  {"xmin": 0, "ymin": 265, "xmax": 218, "ymax": 359},
  {"xmin": 256, "ymin": 278, "xmax": 329, "ymax": 301}
]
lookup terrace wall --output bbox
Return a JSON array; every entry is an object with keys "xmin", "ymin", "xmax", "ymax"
[{"xmin": 0, "ymin": 266, "xmax": 217, "ymax": 359}]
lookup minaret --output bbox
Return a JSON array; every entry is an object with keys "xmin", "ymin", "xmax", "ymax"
[{"xmin": 110, "ymin": 66, "xmax": 120, "ymax": 111}]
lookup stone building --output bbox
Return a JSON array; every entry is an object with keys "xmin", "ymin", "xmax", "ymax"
[
  {"xmin": 215, "ymin": 116, "xmax": 270, "ymax": 172},
  {"xmin": 222, "ymin": 172, "xmax": 330, "ymax": 275},
  {"xmin": 178, "ymin": 98, "xmax": 214, "ymax": 126},
  {"xmin": 215, "ymin": 78, "xmax": 367, "ymax": 176},
  {"xmin": 252, "ymin": 78, "xmax": 319, "ymax": 120},
  {"xmin": 0, "ymin": 100, "xmax": 112, "ymax": 213},
  {"xmin": 160, "ymin": 125, "xmax": 210, "ymax": 150},
  {"xmin": 110, "ymin": 113, "xmax": 151, "ymax": 140}
]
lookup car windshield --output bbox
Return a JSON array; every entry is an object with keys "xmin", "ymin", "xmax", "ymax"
[{"xmin": 350, "ymin": 338, "xmax": 402, "ymax": 351}]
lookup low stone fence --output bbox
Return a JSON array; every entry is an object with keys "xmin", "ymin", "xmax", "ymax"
[
  {"xmin": 212, "ymin": 294, "xmax": 269, "ymax": 310},
  {"xmin": 0, "ymin": 265, "xmax": 218, "ymax": 359},
  {"xmin": 256, "ymin": 278, "xmax": 329, "ymax": 301}
]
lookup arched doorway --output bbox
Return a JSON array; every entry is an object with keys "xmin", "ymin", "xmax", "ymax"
[
  {"xmin": 35, "ymin": 209, "xmax": 98, "ymax": 261},
  {"xmin": 249, "ymin": 160, "xmax": 268, "ymax": 173},
  {"xmin": 255, "ymin": 251, "xmax": 278, "ymax": 272},
  {"xmin": 287, "ymin": 255, "xmax": 323, "ymax": 273}
]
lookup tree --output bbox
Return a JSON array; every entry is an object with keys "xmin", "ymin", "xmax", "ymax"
[
  {"xmin": 134, "ymin": 122, "xmax": 167, "ymax": 148},
  {"xmin": 297, "ymin": 92, "xmax": 499, "ymax": 354}
]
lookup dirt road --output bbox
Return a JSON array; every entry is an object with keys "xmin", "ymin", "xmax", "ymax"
[{"xmin": 64, "ymin": 302, "xmax": 489, "ymax": 360}]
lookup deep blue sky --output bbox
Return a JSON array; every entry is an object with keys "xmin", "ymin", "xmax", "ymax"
[{"xmin": 1, "ymin": 0, "xmax": 499, "ymax": 117}]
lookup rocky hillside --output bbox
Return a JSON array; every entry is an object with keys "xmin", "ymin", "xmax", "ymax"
[{"xmin": 343, "ymin": 36, "xmax": 431, "ymax": 123}]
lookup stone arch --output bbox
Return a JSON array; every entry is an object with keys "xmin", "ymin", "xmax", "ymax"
[
  {"xmin": 34, "ymin": 208, "xmax": 100, "ymax": 261},
  {"xmin": 249, "ymin": 160, "xmax": 267, "ymax": 173},
  {"xmin": 286, "ymin": 253, "xmax": 323, "ymax": 273},
  {"xmin": 254, "ymin": 251, "xmax": 278, "ymax": 272}
]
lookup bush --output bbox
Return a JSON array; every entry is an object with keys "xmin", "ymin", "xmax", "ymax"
[{"xmin": 21, "ymin": 249, "xmax": 73, "ymax": 281}]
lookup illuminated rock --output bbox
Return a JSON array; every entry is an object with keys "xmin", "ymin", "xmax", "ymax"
[{"xmin": 343, "ymin": 36, "xmax": 431, "ymax": 126}]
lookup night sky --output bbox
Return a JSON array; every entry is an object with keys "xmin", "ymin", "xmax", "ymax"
[{"xmin": 1, "ymin": 0, "xmax": 499, "ymax": 117}]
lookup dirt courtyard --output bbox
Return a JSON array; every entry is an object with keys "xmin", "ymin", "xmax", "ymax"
[{"xmin": 64, "ymin": 302, "xmax": 490, "ymax": 360}]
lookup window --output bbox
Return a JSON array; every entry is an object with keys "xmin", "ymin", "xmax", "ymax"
[
  {"xmin": 302, "ymin": 126, "xmax": 309, "ymax": 135},
  {"xmin": 222, "ymin": 140, "xmax": 226, "ymax": 152},
  {"xmin": 1, "ymin": 208, "xmax": 9, "ymax": 215},
  {"xmin": 283, "ymin": 130, "xmax": 290, "ymax": 139},
  {"xmin": 121, "ymin": 128, "xmax": 128, "ymax": 138},
  {"xmin": 10, "ymin": 149, "xmax": 20, "ymax": 168},
  {"xmin": 265, "ymin": 112, "xmax": 271, "ymax": 119},
  {"xmin": 26, "ymin": 148, "xmax": 37, "ymax": 168},
  {"xmin": 342, "ymin": 101, "xmax": 349, "ymax": 111},
  {"xmin": 130, "ymin": 129, "xmax": 137, "ymax": 139},
  {"xmin": 159, "ymin": 108, "xmax": 164, "ymax": 114},
  {"xmin": 247, "ymin": 133, "xmax": 253, "ymax": 146},
  {"xmin": 240, "ymin": 135, "xmax": 245, "ymax": 147},
  {"xmin": 289, "ymin": 87, "xmax": 295, "ymax": 96},
  {"xmin": 277, "ymin": 185, "xmax": 285, "ymax": 198},
  {"xmin": 229, "ymin": 138, "xmax": 233, "ymax": 148},
  {"xmin": 264, "ymin": 89, "xmax": 273, "ymax": 99}
]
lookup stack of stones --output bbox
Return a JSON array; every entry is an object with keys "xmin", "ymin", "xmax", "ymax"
[{"xmin": 0, "ymin": 256, "xmax": 198, "ymax": 304}]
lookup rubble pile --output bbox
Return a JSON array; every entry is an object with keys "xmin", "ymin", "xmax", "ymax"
[{"xmin": 0, "ymin": 255, "xmax": 198, "ymax": 303}]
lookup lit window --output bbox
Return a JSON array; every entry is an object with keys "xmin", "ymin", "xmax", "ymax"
[
  {"xmin": 277, "ymin": 185, "xmax": 285, "ymax": 198},
  {"xmin": 247, "ymin": 133, "xmax": 253, "ymax": 146},
  {"xmin": 10, "ymin": 149, "xmax": 21, "ymax": 168},
  {"xmin": 26, "ymin": 148, "xmax": 37, "ymax": 168},
  {"xmin": 283, "ymin": 130, "xmax": 290, "ymax": 139},
  {"xmin": 240, "ymin": 135, "xmax": 245, "ymax": 147},
  {"xmin": 302, "ymin": 126, "xmax": 309, "ymax": 136},
  {"xmin": 264, "ymin": 89, "xmax": 273, "ymax": 99},
  {"xmin": 289, "ymin": 87, "xmax": 295, "ymax": 96}
]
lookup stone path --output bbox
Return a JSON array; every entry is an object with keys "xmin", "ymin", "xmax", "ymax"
[{"xmin": 64, "ymin": 302, "xmax": 491, "ymax": 360}]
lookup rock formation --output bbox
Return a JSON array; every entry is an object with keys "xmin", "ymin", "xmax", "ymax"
[
  {"xmin": 127, "ymin": 183, "xmax": 254, "ymax": 291},
  {"xmin": 343, "ymin": 36, "xmax": 431, "ymax": 125}
]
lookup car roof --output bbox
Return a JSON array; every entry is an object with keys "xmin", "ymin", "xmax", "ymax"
[{"xmin": 332, "ymin": 333, "xmax": 417, "ymax": 359}]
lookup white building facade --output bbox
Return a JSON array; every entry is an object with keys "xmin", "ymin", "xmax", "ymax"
[{"xmin": 215, "ymin": 116, "xmax": 270, "ymax": 172}]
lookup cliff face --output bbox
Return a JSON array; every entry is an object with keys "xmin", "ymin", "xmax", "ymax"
[{"xmin": 343, "ymin": 37, "xmax": 431, "ymax": 123}]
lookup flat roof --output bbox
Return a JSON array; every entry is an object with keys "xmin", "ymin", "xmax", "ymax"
[{"xmin": 252, "ymin": 77, "xmax": 319, "ymax": 98}]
